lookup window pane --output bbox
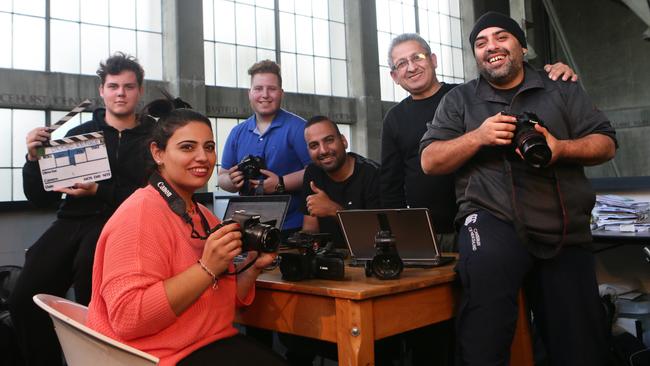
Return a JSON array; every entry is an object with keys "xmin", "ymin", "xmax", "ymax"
[
  {"xmin": 0, "ymin": 109, "xmax": 11, "ymax": 167},
  {"xmin": 204, "ymin": 42, "xmax": 215, "ymax": 85},
  {"xmin": 312, "ymin": 0, "xmax": 328, "ymax": 20},
  {"xmin": 203, "ymin": 0, "xmax": 214, "ymax": 40},
  {"xmin": 440, "ymin": 16, "xmax": 451, "ymax": 45},
  {"xmin": 376, "ymin": 0, "xmax": 390, "ymax": 32},
  {"xmin": 137, "ymin": 0, "xmax": 161, "ymax": 32},
  {"xmin": 296, "ymin": 54, "xmax": 314, "ymax": 93},
  {"xmin": 14, "ymin": 0, "xmax": 45, "ymax": 16},
  {"xmin": 0, "ymin": 0, "xmax": 11, "ymax": 12},
  {"xmin": 394, "ymin": 81, "xmax": 408, "ymax": 100},
  {"xmin": 216, "ymin": 118, "xmax": 238, "ymax": 165},
  {"xmin": 256, "ymin": 7, "xmax": 275, "ymax": 49},
  {"xmin": 295, "ymin": 15, "xmax": 313, "ymax": 54},
  {"xmin": 0, "ymin": 13, "xmax": 11, "ymax": 68},
  {"xmin": 439, "ymin": 0, "xmax": 450, "ymax": 15},
  {"xmin": 13, "ymin": 15, "xmax": 45, "ymax": 71},
  {"xmin": 402, "ymin": 4, "xmax": 415, "ymax": 33},
  {"xmin": 329, "ymin": 21, "xmax": 345, "ymax": 59},
  {"xmin": 450, "ymin": 17, "xmax": 461, "ymax": 47},
  {"xmin": 214, "ymin": 0, "xmax": 235, "ymax": 43},
  {"xmin": 215, "ymin": 42, "xmax": 237, "ymax": 87},
  {"xmin": 50, "ymin": 20, "xmax": 80, "ymax": 74},
  {"xmin": 12, "ymin": 109, "xmax": 44, "ymax": 166},
  {"xmin": 313, "ymin": 18, "xmax": 329, "ymax": 57},
  {"xmin": 237, "ymin": 46, "xmax": 257, "ymax": 88},
  {"xmin": 110, "ymin": 0, "xmax": 136, "ymax": 28},
  {"xmin": 80, "ymin": 24, "xmax": 109, "ymax": 75},
  {"xmin": 257, "ymin": 48, "xmax": 275, "ymax": 62},
  {"xmin": 419, "ymin": 11, "xmax": 429, "ymax": 40},
  {"xmin": 81, "ymin": 0, "xmax": 108, "ymax": 25},
  {"xmin": 379, "ymin": 65, "xmax": 394, "ymax": 101},
  {"xmin": 329, "ymin": 0, "xmax": 344, "ymax": 22},
  {"xmin": 0, "ymin": 170, "xmax": 10, "ymax": 202},
  {"xmin": 440, "ymin": 44, "xmax": 452, "ymax": 76},
  {"xmin": 278, "ymin": 0, "xmax": 294, "ymax": 12},
  {"xmin": 377, "ymin": 31, "xmax": 390, "ymax": 67},
  {"xmin": 280, "ymin": 52, "xmax": 297, "ymax": 92},
  {"xmin": 450, "ymin": 0, "xmax": 460, "ymax": 17},
  {"xmin": 13, "ymin": 168, "xmax": 26, "ymax": 201},
  {"xmin": 337, "ymin": 123, "xmax": 350, "ymax": 150},
  {"xmin": 314, "ymin": 57, "xmax": 331, "ymax": 95},
  {"xmin": 279, "ymin": 12, "xmax": 295, "ymax": 52},
  {"xmin": 331, "ymin": 58, "xmax": 347, "ymax": 97},
  {"xmin": 452, "ymin": 47, "xmax": 463, "ymax": 78},
  {"xmin": 110, "ymin": 28, "xmax": 136, "ymax": 56},
  {"xmin": 294, "ymin": 0, "xmax": 311, "ymax": 16},
  {"xmin": 137, "ymin": 31, "xmax": 162, "ymax": 80},
  {"xmin": 236, "ymin": 4, "xmax": 256, "ymax": 46},
  {"xmin": 389, "ymin": 1, "xmax": 403, "ymax": 34},
  {"xmin": 256, "ymin": 0, "xmax": 274, "ymax": 9},
  {"xmin": 428, "ymin": 14, "xmax": 441, "ymax": 44},
  {"xmin": 51, "ymin": 0, "xmax": 80, "ymax": 21}
]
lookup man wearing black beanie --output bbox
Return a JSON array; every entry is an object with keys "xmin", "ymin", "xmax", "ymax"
[{"xmin": 420, "ymin": 11, "xmax": 616, "ymax": 366}]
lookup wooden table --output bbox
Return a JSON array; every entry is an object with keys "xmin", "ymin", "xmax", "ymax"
[{"xmin": 236, "ymin": 264, "xmax": 532, "ymax": 365}]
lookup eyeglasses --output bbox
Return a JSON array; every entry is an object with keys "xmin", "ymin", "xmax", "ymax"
[{"xmin": 391, "ymin": 53, "xmax": 428, "ymax": 71}]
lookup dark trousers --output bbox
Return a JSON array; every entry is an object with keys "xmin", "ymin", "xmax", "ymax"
[
  {"xmin": 9, "ymin": 216, "xmax": 106, "ymax": 366},
  {"xmin": 455, "ymin": 210, "xmax": 609, "ymax": 366},
  {"xmin": 178, "ymin": 334, "xmax": 288, "ymax": 366}
]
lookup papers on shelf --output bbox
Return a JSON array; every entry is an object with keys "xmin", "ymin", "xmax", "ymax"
[{"xmin": 592, "ymin": 194, "xmax": 650, "ymax": 232}]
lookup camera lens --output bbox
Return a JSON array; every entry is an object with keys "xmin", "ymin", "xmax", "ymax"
[
  {"xmin": 242, "ymin": 224, "xmax": 280, "ymax": 252},
  {"xmin": 515, "ymin": 129, "xmax": 551, "ymax": 167},
  {"xmin": 371, "ymin": 254, "xmax": 403, "ymax": 280}
]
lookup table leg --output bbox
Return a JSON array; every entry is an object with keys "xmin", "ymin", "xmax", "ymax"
[
  {"xmin": 510, "ymin": 291, "xmax": 534, "ymax": 366},
  {"xmin": 335, "ymin": 298, "xmax": 375, "ymax": 366}
]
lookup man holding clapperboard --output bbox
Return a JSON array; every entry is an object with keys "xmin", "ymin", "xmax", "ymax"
[{"xmin": 8, "ymin": 52, "xmax": 153, "ymax": 366}]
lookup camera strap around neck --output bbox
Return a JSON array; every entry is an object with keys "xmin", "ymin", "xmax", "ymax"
[{"xmin": 149, "ymin": 172, "xmax": 212, "ymax": 240}]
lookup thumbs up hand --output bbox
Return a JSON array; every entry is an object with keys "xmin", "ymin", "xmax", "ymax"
[{"xmin": 306, "ymin": 181, "xmax": 343, "ymax": 217}]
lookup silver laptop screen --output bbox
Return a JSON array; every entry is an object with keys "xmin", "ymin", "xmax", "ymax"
[
  {"xmin": 336, "ymin": 208, "xmax": 440, "ymax": 262},
  {"xmin": 213, "ymin": 194, "xmax": 290, "ymax": 229}
]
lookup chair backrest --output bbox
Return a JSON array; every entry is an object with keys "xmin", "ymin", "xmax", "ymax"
[{"xmin": 33, "ymin": 294, "xmax": 159, "ymax": 366}]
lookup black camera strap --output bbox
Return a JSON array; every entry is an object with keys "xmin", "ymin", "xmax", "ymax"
[{"xmin": 149, "ymin": 172, "xmax": 212, "ymax": 240}]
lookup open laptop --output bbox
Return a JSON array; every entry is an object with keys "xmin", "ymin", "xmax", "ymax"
[
  {"xmin": 213, "ymin": 194, "xmax": 291, "ymax": 229},
  {"xmin": 336, "ymin": 208, "xmax": 455, "ymax": 267}
]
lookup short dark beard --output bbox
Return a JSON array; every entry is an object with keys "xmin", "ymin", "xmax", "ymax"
[{"xmin": 477, "ymin": 50, "xmax": 524, "ymax": 87}]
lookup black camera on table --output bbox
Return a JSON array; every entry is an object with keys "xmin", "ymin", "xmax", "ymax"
[
  {"xmin": 279, "ymin": 232, "xmax": 345, "ymax": 281},
  {"xmin": 238, "ymin": 155, "xmax": 266, "ymax": 180},
  {"xmin": 366, "ymin": 213, "xmax": 403, "ymax": 280},
  {"xmin": 215, "ymin": 210, "xmax": 280, "ymax": 253},
  {"xmin": 503, "ymin": 111, "xmax": 552, "ymax": 168}
]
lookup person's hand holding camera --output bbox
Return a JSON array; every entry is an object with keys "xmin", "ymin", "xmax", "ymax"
[
  {"xmin": 201, "ymin": 222, "xmax": 243, "ymax": 277},
  {"xmin": 471, "ymin": 112, "xmax": 518, "ymax": 147},
  {"xmin": 531, "ymin": 123, "xmax": 562, "ymax": 165},
  {"xmin": 226, "ymin": 165, "xmax": 246, "ymax": 191},
  {"xmin": 249, "ymin": 169, "xmax": 279, "ymax": 194},
  {"xmin": 306, "ymin": 181, "xmax": 343, "ymax": 217}
]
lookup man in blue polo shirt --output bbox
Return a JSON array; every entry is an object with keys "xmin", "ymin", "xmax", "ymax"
[{"xmin": 218, "ymin": 60, "xmax": 311, "ymax": 237}]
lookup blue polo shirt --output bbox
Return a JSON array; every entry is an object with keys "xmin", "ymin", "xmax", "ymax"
[{"xmin": 221, "ymin": 109, "xmax": 311, "ymax": 230}]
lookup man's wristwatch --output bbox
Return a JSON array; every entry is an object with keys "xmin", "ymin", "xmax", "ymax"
[{"xmin": 275, "ymin": 175, "xmax": 286, "ymax": 194}]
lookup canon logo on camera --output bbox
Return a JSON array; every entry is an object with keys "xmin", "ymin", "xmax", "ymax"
[{"xmin": 157, "ymin": 182, "xmax": 172, "ymax": 198}]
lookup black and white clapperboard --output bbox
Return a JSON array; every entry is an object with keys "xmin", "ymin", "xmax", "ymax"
[{"xmin": 37, "ymin": 100, "xmax": 112, "ymax": 191}]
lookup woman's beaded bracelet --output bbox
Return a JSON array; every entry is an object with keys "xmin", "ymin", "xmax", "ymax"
[{"xmin": 197, "ymin": 259, "xmax": 219, "ymax": 289}]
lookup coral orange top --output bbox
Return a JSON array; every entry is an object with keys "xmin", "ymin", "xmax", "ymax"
[{"xmin": 87, "ymin": 186, "xmax": 254, "ymax": 366}]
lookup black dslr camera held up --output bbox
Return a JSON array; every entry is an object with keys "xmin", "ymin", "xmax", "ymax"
[
  {"xmin": 366, "ymin": 213, "xmax": 403, "ymax": 280},
  {"xmin": 238, "ymin": 155, "xmax": 266, "ymax": 180},
  {"xmin": 215, "ymin": 210, "xmax": 280, "ymax": 253},
  {"xmin": 279, "ymin": 232, "xmax": 345, "ymax": 281},
  {"xmin": 502, "ymin": 111, "xmax": 552, "ymax": 168}
]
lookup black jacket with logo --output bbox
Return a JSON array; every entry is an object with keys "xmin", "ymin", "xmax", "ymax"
[{"xmin": 23, "ymin": 108, "xmax": 154, "ymax": 218}]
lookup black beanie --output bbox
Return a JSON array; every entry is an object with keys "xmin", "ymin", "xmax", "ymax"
[{"xmin": 469, "ymin": 11, "xmax": 527, "ymax": 52}]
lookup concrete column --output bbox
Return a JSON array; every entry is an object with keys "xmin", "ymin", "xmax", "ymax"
[
  {"xmin": 344, "ymin": 0, "xmax": 383, "ymax": 161},
  {"xmin": 162, "ymin": 0, "xmax": 206, "ymax": 113}
]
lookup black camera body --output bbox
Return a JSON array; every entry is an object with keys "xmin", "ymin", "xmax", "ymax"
[
  {"xmin": 237, "ymin": 155, "xmax": 266, "ymax": 180},
  {"xmin": 279, "ymin": 232, "xmax": 345, "ymax": 281},
  {"xmin": 503, "ymin": 111, "xmax": 552, "ymax": 168},
  {"xmin": 215, "ymin": 210, "xmax": 280, "ymax": 253},
  {"xmin": 366, "ymin": 229, "xmax": 403, "ymax": 280}
]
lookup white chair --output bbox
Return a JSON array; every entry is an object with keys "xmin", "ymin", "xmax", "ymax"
[{"xmin": 33, "ymin": 294, "xmax": 159, "ymax": 366}]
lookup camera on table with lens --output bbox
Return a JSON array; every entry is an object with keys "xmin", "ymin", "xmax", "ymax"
[
  {"xmin": 279, "ymin": 232, "xmax": 346, "ymax": 281},
  {"xmin": 503, "ymin": 111, "xmax": 552, "ymax": 168},
  {"xmin": 212, "ymin": 210, "xmax": 281, "ymax": 253},
  {"xmin": 366, "ymin": 213, "xmax": 403, "ymax": 280}
]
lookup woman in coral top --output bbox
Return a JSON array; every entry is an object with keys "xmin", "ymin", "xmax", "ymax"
[{"xmin": 87, "ymin": 108, "xmax": 287, "ymax": 366}]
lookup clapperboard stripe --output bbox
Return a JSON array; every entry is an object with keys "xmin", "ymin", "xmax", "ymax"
[
  {"xmin": 48, "ymin": 99, "xmax": 92, "ymax": 131},
  {"xmin": 48, "ymin": 132, "xmax": 104, "ymax": 147}
]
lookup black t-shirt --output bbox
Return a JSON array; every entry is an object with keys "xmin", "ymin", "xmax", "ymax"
[
  {"xmin": 380, "ymin": 83, "xmax": 458, "ymax": 233},
  {"xmin": 301, "ymin": 153, "xmax": 381, "ymax": 248}
]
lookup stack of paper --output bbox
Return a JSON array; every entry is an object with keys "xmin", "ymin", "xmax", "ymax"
[{"xmin": 592, "ymin": 195, "xmax": 650, "ymax": 232}]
